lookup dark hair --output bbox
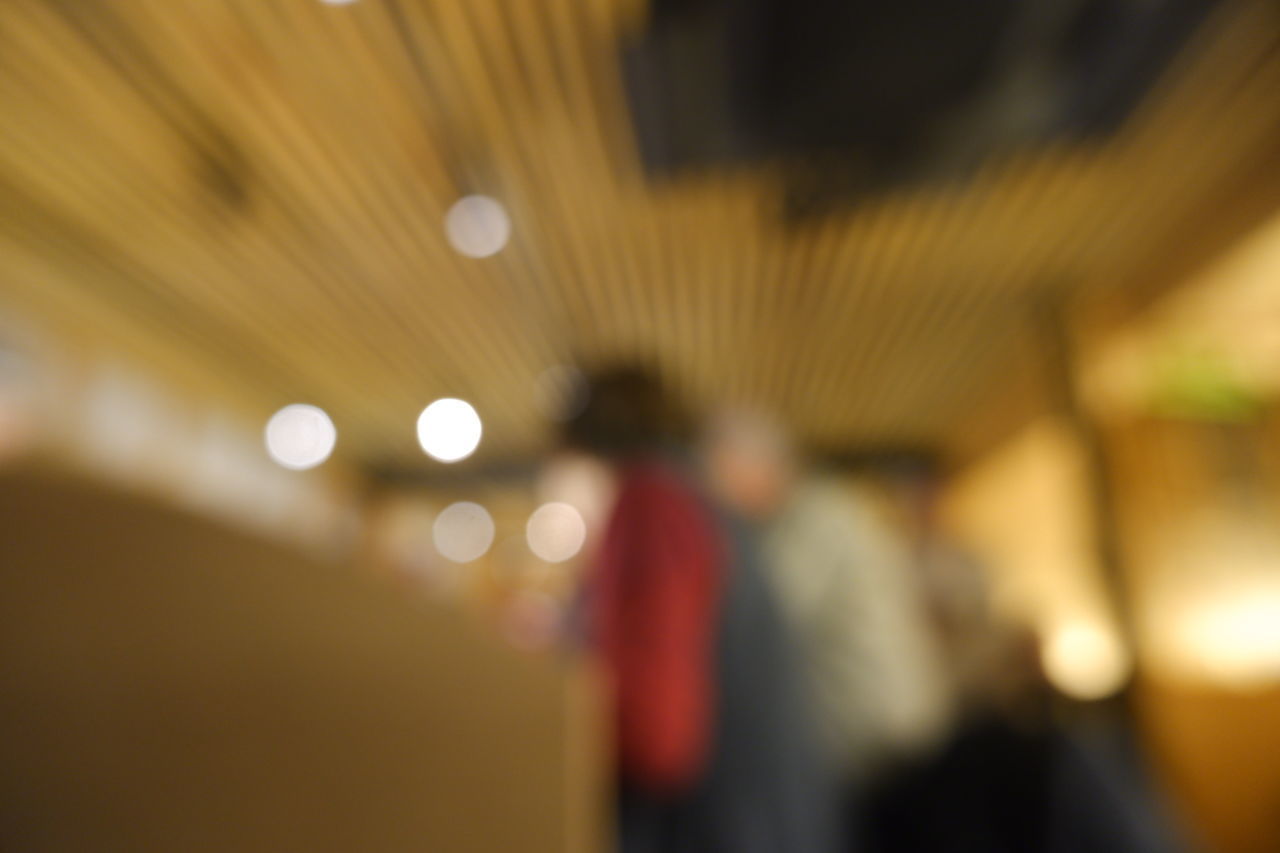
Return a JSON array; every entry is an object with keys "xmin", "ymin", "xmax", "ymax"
[{"xmin": 562, "ymin": 364, "xmax": 689, "ymax": 458}]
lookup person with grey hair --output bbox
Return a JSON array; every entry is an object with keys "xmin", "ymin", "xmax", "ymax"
[{"xmin": 703, "ymin": 411, "xmax": 951, "ymax": 836}]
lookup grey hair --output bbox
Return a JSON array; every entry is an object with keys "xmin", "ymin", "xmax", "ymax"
[{"xmin": 702, "ymin": 407, "xmax": 795, "ymax": 464}]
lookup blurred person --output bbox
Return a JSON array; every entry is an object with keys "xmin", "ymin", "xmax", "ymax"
[
  {"xmin": 566, "ymin": 367, "xmax": 831, "ymax": 853},
  {"xmin": 867, "ymin": 466, "xmax": 1185, "ymax": 852},
  {"xmin": 864, "ymin": 622, "xmax": 1186, "ymax": 853},
  {"xmin": 885, "ymin": 462, "xmax": 997, "ymax": 709},
  {"xmin": 703, "ymin": 411, "xmax": 951, "ymax": 795}
]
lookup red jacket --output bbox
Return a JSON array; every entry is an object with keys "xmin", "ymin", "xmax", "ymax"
[{"xmin": 592, "ymin": 459, "xmax": 724, "ymax": 793}]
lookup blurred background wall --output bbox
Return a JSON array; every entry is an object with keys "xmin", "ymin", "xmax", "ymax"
[{"xmin": 0, "ymin": 465, "xmax": 605, "ymax": 853}]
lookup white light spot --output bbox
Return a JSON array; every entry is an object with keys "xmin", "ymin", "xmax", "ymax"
[
  {"xmin": 81, "ymin": 365, "xmax": 179, "ymax": 475},
  {"xmin": 537, "ymin": 452, "xmax": 616, "ymax": 533},
  {"xmin": 433, "ymin": 501, "xmax": 495, "ymax": 563},
  {"xmin": 320, "ymin": 0, "xmax": 359, "ymax": 6},
  {"xmin": 1042, "ymin": 621, "xmax": 1129, "ymax": 701},
  {"xmin": 445, "ymin": 195, "xmax": 510, "ymax": 258},
  {"xmin": 526, "ymin": 502, "xmax": 587, "ymax": 563},
  {"xmin": 417, "ymin": 398, "xmax": 482, "ymax": 462},
  {"xmin": 264, "ymin": 404, "xmax": 336, "ymax": 470}
]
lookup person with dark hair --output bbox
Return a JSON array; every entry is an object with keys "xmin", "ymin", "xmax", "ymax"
[
  {"xmin": 567, "ymin": 366, "xmax": 832, "ymax": 853},
  {"xmin": 567, "ymin": 366, "xmax": 723, "ymax": 851}
]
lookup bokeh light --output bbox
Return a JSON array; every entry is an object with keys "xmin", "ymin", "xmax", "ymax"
[
  {"xmin": 503, "ymin": 590, "xmax": 562, "ymax": 651},
  {"xmin": 537, "ymin": 452, "xmax": 616, "ymax": 533},
  {"xmin": 417, "ymin": 398, "xmax": 482, "ymax": 462},
  {"xmin": 1176, "ymin": 588, "xmax": 1280, "ymax": 687},
  {"xmin": 1041, "ymin": 621, "xmax": 1129, "ymax": 700},
  {"xmin": 264, "ymin": 404, "xmax": 336, "ymax": 470},
  {"xmin": 444, "ymin": 195, "xmax": 511, "ymax": 258},
  {"xmin": 526, "ymin": 502, "xmax": 587, "ymax": 563},
  {"xmin": 432, "ymin": 501, "xmax": 495, "ymax": 563}
]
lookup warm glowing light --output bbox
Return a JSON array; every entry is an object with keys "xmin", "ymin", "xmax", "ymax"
[
  {"xmin": 526, "ymin": 502, "xmax": 587, "ymax": 563},
  {"xmin": 1144, "ymin": 512, "xmax": 1280, "ymax": 687},
  {"xmin": 1177, "ymin": 590, "xmax": 1280, "ymax": 687},
  {"xmin": 445, "ymin": 195, "xmax": 510, "ymax": 258},
  {"xmin": 416, "ymin": 398, "xmax": 482, "ymax": 462},
  {"xmin": 1042, "ymin": 621, "xmax": 1129, "ymax": 700},
  {"xmin": 264, "ymin": 404, "xmax": 336, "ymax": 470},
  {"xmin": 432, "ymin": 501, "xmax": 495, "ymax": 563},
  {"xmin": 321, "ymin": 0, "xmax": 359, "ymax": 6}
]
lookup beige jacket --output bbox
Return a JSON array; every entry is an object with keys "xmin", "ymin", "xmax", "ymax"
[{"xmin": 764, "ymin": 477, "xmax": 950, "ymax": 777}]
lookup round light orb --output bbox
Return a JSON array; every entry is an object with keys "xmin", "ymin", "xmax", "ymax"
[
  {"xmin": 1042, "ymin": 621, "xmax": 1129, "ymax": 701},
  {"xmin": 264, "ymin": 404, "xmax": 336, "ymax": 470},
  {"xmin": 417, "ymin": 398, "xmax": 482, "ymax": 462},
  {"xmin": 432, "ymin": 501, "xmax": 495, "ymax": 564},
  {"xmin": 537, "ymin": 452, "xmax": 616, "ymax": 533},
  {"xmin": 526, "ymin": 501, "xmax": 588, "ymax": 563},
  {"xmin": 445, "ymin": 195, "xmax": 511, "ymax": 258}
]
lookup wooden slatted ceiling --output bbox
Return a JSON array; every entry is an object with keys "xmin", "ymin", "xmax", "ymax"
[{"xmin": 1, "ymin": 0, "xmax": 1278, "ymax": 470}]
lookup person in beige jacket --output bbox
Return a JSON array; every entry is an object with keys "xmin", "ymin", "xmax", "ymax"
[{"xmin": 703, "ymin": 412, "xmax": 951, "ymax": 788}]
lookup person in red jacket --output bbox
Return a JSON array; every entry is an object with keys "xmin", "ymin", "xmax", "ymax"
[
  {"xmin": 564, "ymin": 366, "xmax": 724, "ymax": 850},
  {"xmin": 596, "ymin": 459, "xmax": 723, "ymax": 791}
]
